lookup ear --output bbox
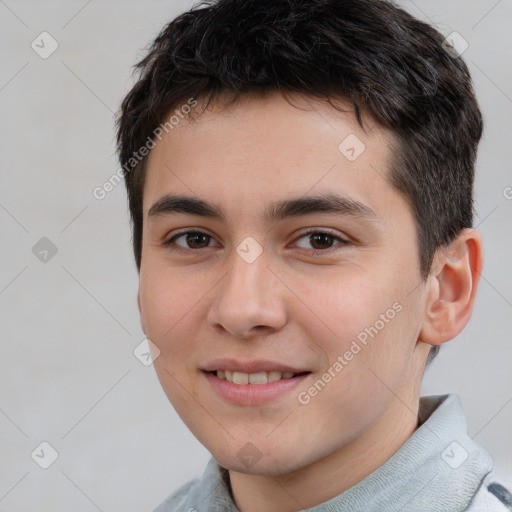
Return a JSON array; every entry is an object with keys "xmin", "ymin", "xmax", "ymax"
[
  {"xmin": 137, "ymin": 287, "xmax": 147, "ymax": 335},
  {"xmin": 419, "ymin": 228, "xmax": 483, "ymax": 346}
]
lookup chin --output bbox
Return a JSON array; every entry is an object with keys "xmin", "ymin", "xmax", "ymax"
[{"xmin": 210, "ymin": 441, "xmax": 317, "ymax": 477}]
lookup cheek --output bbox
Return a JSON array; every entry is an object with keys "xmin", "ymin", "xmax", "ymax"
[
  {"xmin": 138, "ymin": 264, "xmax": 206, "ymax": 360},
  {"xmin": 294, "ymin": 268, "xmax": 395, "ymax": 355},
  {"xmin": 296, "ymin": 269, "xmax": 420, "ymax": 400},
  {"xmin": 139, "ymin": 267, "xmax": 208, "ymax": 414}
]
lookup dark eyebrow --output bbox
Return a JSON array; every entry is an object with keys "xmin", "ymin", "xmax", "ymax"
[
  {"xmin": 266, "ymin": 193, "xmax": 378, "ymax": 222},
  {"xmin": 148, "ymin": 195, "xmax": 224, "ymax": 219},
  {"xmin": 147, "ymin": 193, "xmax": 378, "ymax": 223}
]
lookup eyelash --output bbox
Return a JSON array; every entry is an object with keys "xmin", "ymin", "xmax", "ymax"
[{"xmin": 162, "ymin": 228, "xmax": 349, "ymax": 255}]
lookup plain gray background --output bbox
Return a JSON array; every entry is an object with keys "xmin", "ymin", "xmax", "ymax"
[{"xmin": 0, "ymin": 1, "xmax": 511, "ymax": 511}]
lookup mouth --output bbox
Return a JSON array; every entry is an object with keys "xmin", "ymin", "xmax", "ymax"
[
  {"xmin": 209, "ymin": 369, "xmax": 310, "ymax": 385},
  {"xmin": 202, "ymin": 362, "xmax": 312, "ymax": 405}
]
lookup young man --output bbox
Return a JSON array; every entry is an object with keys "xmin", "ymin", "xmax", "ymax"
[{"xmin": 116, "ymin": 0, "xmax": 511, "ymax": 510}]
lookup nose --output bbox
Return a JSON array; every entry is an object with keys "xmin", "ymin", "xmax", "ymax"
[{"xmin": 207, "ymin": 248, "xmax": 288, "ymax": 339}]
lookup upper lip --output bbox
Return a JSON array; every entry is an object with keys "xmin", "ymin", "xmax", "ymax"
[{"xmin": 202, "ymin": 359, "xmax": 310, "ymax": 374}]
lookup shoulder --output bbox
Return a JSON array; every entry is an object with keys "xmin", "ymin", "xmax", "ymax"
[
  {"xmin": 465, "ymin": 471, "xmax": 512, "ymax": 511},
  {"xmin": 151, "ymin": 458, "xmax": 237, "ymax": 512},
  {"xmin": 152, "ymin": 477, "xmax": 201, "ymax": 512}
]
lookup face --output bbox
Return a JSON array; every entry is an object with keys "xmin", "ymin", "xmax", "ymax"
[{"xmin": 138, "ymin": 91, "xmax": 430, "ymax": 475}]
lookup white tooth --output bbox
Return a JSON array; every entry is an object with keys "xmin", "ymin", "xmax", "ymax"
[
  {"xmin": 217, "ymin": 370, "xmax": 297, "ymax": 384},
  {"xmin": 233, "ymin": 371, "xmax": 249, "ymax": 384},
  {"xmin": 268, "ymin": 371, "xmax": 282, "ymax": 382},
  {"xmin": 249, "ymin": 372, "xmax": 268, "ymax": 384}
]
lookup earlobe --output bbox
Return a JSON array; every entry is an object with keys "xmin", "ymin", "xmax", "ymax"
[
  {"xmin": 419, "ymin": 229, "xmax": 483, "ymax": 346},
  {"xmin": 137, "ymin": 288, "xmax": 147, "ymax": 335}
]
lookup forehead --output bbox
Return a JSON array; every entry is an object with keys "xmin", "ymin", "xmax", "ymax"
[{"xmin": 143, "ymin": 91, "xmax": 400, "ymax": 225}]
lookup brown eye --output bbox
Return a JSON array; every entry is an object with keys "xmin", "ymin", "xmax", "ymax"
[
  {"xmin": 294, "ymin": 230, "xmax": 348, "ymax": 252},
  {"xmin": 309, "ymin": 233, "xmax": 335, "ymax": 250},
  {"xmin": 183, "ymin": 232, "xmax": 211, "ymax": 249},
  {"xmin": 164, "ymin": 231, "xmax": 218, "ymax": 251}
]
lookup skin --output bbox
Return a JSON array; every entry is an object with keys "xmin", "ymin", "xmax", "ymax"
[{"xmin": 138, "ymin": 91, "xmax": 482, "ymax": 511}]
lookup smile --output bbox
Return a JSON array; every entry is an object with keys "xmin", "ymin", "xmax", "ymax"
[
  {"xmin": 213, "ymin": 370, "xmax": 307, "ymax": 384},
  {"xmin": 203, "ymin": 369, "xmax": 311, "ymax": 405}
]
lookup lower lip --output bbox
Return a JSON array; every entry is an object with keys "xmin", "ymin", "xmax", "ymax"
[{"xmin": 203, "ymin": 371, "xmax": 310, "ymax": 405}]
